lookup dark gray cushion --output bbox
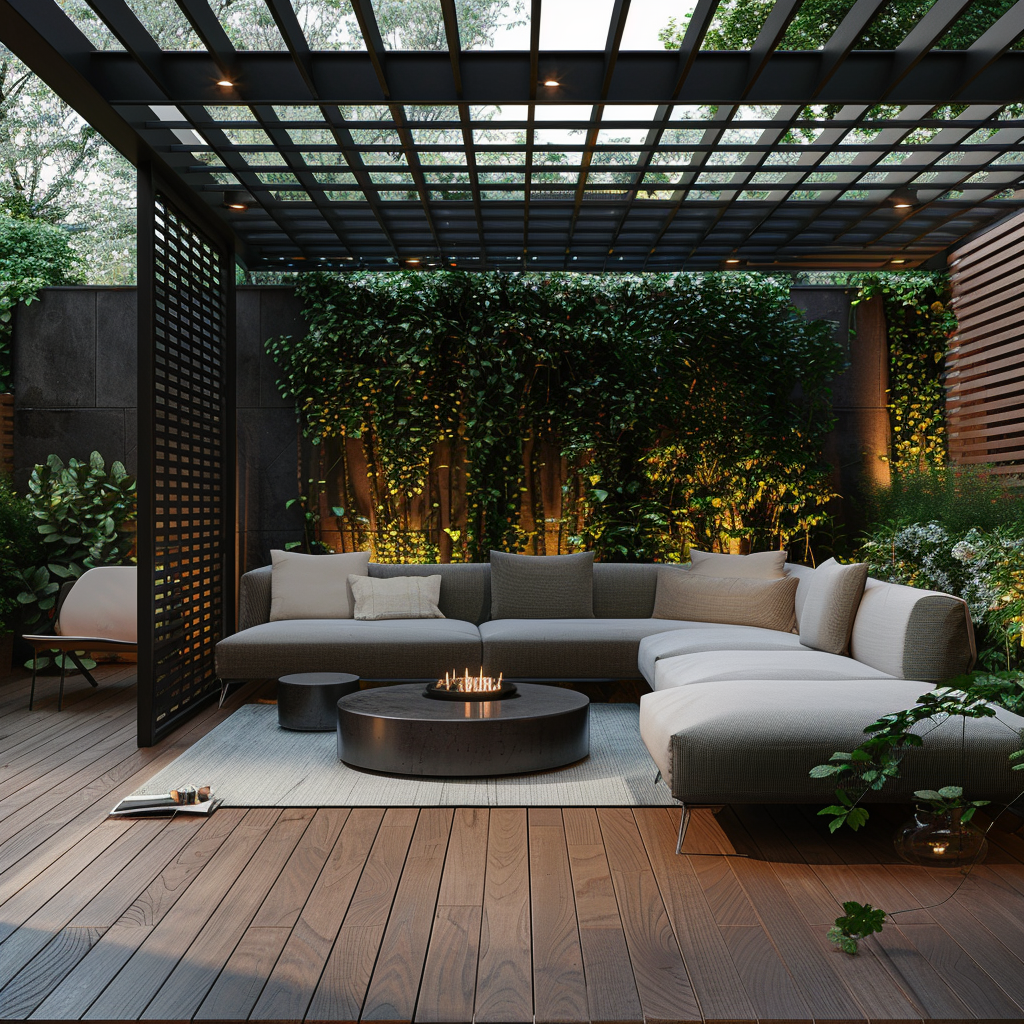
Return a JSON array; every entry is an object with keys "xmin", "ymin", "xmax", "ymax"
[
  {"xmin": 592, "ymin": 563, "xmax": 660, "ymax": 618},
  {"xmin": 489, "ymin": 550, "xmax": 595, "ymax": 619},
  {"xmin": 479, "ymin": 617, "xmax": 696, "ymax": 678},
  {"xmin": 216, "ymin": 617, "xmax": 482, "ymax": 680},
  {"xmin": 369, "ymin": 562, "xmax": 491, "ymax": 624}
]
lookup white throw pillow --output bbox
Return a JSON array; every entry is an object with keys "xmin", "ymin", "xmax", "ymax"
[
  {"xmin": 269, "ymin": 549, "xmax": 370, "ymax": 620},
  {"xmin": 349, "ymin": 574, "xmax": 445, "ymax": 620},
  {"xmin": 798, "ymin": 557, "xmax": 869, "ymax": 656},
  {"xmin": 688, "ymin": 548, "xmax": 787, "ymax": 579}
]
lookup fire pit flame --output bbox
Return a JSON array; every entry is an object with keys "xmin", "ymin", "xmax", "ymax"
[{"xmin": 425, "ymin": 668, "xmax": 517, "ymax": 701}]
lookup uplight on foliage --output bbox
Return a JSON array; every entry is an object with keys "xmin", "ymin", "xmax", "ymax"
[{"xmin": 268, "ymin": 271, "xmax": 843, "ymax": 563}]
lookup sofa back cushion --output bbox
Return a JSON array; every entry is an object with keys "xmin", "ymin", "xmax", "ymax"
[
  {"xmin": 850, "ymin": 577, "xmax": 976, "ymax": 681},
  {"xmin": 688, "ymin": 549, "xmax": 787, "ymax": 578},
  {"xmin": 489, "ymin": 550, "xmax": 595, "ymax": 619},
  {"xmin": 653, "ymin": 567, "xmax": 798, "ymax": 632},
  {"xmin": 592, "ymin": 563, "xmax": 661, "ymax": 618},
  {"xmin": 369, "ymin": 562, "xmax": 491, "ymax": 623}
]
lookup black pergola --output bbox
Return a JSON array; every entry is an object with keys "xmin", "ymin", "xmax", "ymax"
[
  {"xmin": 4, "ymin": 0, "xmax": 1024, "ymax": 744},
  {"xmin": 4, "ymin": 0, "xmax": 1024, "ymax": 272}
]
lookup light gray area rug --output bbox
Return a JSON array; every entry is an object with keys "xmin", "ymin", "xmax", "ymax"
[{"xmin": 137, "ymin": 702, "xmax": 675, "ymax": 807}]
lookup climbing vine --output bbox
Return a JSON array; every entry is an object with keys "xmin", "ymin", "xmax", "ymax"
[{"xmin": 268, "ymin": 271, "xmax": 844, "ymax": 563}]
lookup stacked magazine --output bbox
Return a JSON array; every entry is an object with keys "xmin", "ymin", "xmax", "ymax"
[{"xmin": 110, "ymin": 790, "xmax": 220, "ymax": 818}]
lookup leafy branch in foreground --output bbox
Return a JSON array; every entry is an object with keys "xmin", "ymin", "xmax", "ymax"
[
  {"xmin": 827, "ymin": 901, "xmax": 887, "ymax": 955},
  {"xmin": 810, "ymin": 671, "xmax": 1024, "ymax": 832}
]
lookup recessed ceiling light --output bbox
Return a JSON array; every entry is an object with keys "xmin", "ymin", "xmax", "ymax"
[
  {"xmin": 890, "ymin": 258, "xmax": 907, "ymax": 264},
  {"xmin": 217, "ymin": 79, "xmax": 233, "ymax": 88},
  {"xmin": 724, "ymin": 258, "xmax": 741, "ymax": 264},
  {"xmin": 406, "ymin": 258, "xmax": 421, "ymax": 265},
  {"xmin": 543, "ymin": 79, "xmax": 560, "ymax": 87},
  {"xmin": 888, "ymin": 187, "xmax": 917, "ymax": 209}
]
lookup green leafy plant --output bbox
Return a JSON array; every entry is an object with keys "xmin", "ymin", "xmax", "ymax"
[
  {"xmin": 268, "ymin": 270, "xmax": 843, "ymax": 563},
  {"xmin": 912, "ymin": 786, "xmax": 989, "ymax": 824},
  {"xmin": 810, "ymin": 672, "xmax": 1024, "ymax": 832},
  {"xmin": 0, "ymin": 473, "xmax": 41, "ymax": 633},
  {"xmin": 284, "ymin": 477, "xmax": 342, "ymax": 554},
  {"xmin": 15, "ymin": 452, "xmax": 136, "ymax": 666},
  {"xmin": 827, "ymin": 901, "xmax": 887, "ymax": 956}
]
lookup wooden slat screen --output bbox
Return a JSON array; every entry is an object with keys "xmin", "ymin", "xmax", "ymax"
[
  {"xmin": 947, "ymin": 209, "xmax": 1024, "ymax": 477},
  {"xmin": 0, "ymin": 393, "xmax": 13, "ymax": 476}
]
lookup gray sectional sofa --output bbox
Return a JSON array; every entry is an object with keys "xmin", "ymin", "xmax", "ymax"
[{"xmin": 216, "ymin": 558, "xmax": 1024, "ymax": 835}]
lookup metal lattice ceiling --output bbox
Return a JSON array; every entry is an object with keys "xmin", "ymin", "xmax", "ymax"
[{"xmin": 3, "ymin": 0, "xmax": 1024, "ymax": 271}]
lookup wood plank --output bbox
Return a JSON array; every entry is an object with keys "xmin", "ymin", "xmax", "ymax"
[
  {"xmin": 0, "ymin": 819, "xmax": 167, "ymax": 990},
  {"xmin": 305, "ymin": 807, "xmax": 417, "ymax": 1022},
  {"xmin": 633, "ymin": 807, "xmax": 757, "ymax": 1023},
  {"xmin": 31, "ymin": 808, "xmax": 247, "ymax": 1021},
  {"xmin": 475, "ymin": 807, "xmax": 533, "ymax": 1024},
  {"xmin": 529, "ymin": 808, "xmax": 589, "ymax": 1024},
  {"xmin": 415, "ymin": 807, "xmax": 489, "ymax": 1023},
  {"xmin": 140, "ymin": 808, "xmax": 315, "ymax": 1020},
  {"xmin": 563, "ymin": 807, "xmax": 643, "ymax": 1024},
  {"xmin": 597, "ymin": 808, "xmax": 701, "ymax": 1023},
  {"xmin": 82, "ymin": 807, "xmax": 282, "ymax": 1019},
  {"xmin": 0, "ymin": 926, "xmax": 104, "ymax": 1021},
  {"xmin": 194, "ymin": 807, "xmax": 352, "ymax": 1022},
  {"xmin": 361, "ymin": 807, "xmax": 454, "ymax": 1023},
  {"xmin": 249, "ymin": 807, "xmax": 384, "ymax": 1021}
]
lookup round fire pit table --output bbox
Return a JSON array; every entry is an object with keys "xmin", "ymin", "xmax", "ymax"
[
  {"xmin": 278, "ymin": 672, "xmax": 360, "ymax": 731},
  {"xmin": 336, "ymin": 683, "xmax": 589, "ymax": 776}
]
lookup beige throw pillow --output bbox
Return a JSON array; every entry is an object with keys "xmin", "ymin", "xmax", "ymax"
[
  {"xmin": 349, "ymin": 575, "xmax": 445, "ymax": 620},
  {"xmin": 269, "ymin": 549, "xmax": 370, "ymax": 620},
  {"xmin": 653, "ymin": 567, "xmax": 798, "ymax": 632},
  {"xmin": 688, "ymin": 548, "xmax": 787, "ymax": 579},
  {"xmin": 798, "ymin": 558, "xmax": 869, "ymax": 656}
]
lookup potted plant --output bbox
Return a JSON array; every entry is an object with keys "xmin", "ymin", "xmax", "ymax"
[{"xmin": 894, "ymin": 786, "xmax": 990, "ymax": 867}]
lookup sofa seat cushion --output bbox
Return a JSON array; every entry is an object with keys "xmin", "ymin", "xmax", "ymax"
[
  {"xmin": 479, "ymin": 618, "xmax": 699, "ymax": 679},
  {"xmin": 640, "ymin": 679, "xmax": 1024, "ymax": 805},
  {"xmin": 637, "ymin": 626, "xmax": 808, "ymax": 687},
  {"xmin": 216, "ymin": 618, "xmax": 482, "ymax": 681},
  {"xmin": 653, "ymin": 649, "xmax": 897, "ymax": 691}
]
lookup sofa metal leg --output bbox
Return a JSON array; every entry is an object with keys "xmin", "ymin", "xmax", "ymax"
[
  {"xmin": 218, "ymin": 679, "xmax": 231, "ymax": 708},
  {"xmin": 654, "ymin": 769, "xmax": 662, "ymax": 785},
  {"xmin": 58, "ymin": 658, "xmax": 67, "ymax": 712},
  {"xmin": 29, "ymin": 658, "xmax": 38, "ymax": 711},
  {"xmin": 675, "ymin": 803, "xmax": 691, "ymax": 855}
]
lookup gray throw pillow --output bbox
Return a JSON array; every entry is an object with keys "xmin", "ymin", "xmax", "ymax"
[
  {"xmin": 688, "ymin": 548, "xmax": 787, "ymax": 579},
  {"xmin": 798, "ymin": 557, "xmax": 870, "ymax": 656},
  {"xmin": 489, "ymin": 550, "xmax": 595, "ymax": 619},
  {"xmin": 653, "ymin": 567, "xmax": 798, "ymax": 632}
]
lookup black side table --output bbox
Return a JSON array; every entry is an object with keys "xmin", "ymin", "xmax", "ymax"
[{"xmin": 278, "ymin": 672, "xmax": 360, "ymax": 731}]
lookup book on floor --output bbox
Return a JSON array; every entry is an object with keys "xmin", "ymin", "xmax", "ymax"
[{"xmin": 109, "ymin": 792, "xmax": 221, "ymax": 817}]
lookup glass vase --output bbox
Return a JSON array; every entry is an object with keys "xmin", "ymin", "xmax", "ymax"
[{"xmin": 894, "ymin": 807, "xmax": 988, "ymax": 867}]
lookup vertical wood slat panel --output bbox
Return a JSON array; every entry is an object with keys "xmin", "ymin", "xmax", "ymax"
[{"xmin": 947, "ymin": 209, "xmax": 1024, "ymax": 477}]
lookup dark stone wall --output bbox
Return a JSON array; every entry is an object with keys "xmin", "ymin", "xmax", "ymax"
[
  {"xmin": 13, "ymin": 284, "xmax": 888, "ymax": 571},
  {"xmin": 791, "ymin": 286, "xmax": 891, "ymax": 541}
]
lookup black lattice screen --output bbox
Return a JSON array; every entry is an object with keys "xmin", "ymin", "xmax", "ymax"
[{"xmin": 138, "ymin": 167, "xmax": 235, "ymax": 746}]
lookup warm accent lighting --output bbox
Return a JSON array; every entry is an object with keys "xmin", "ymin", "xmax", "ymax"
[
  {"xmin": 891, "ymin": 258, "xmax": 907, "ymax": 264},
  {"xmin": 222, "ymin": 190, "xmax": 251, "ymax": 210},
  {"xmin": 724, "ymin": 258, "xmax": 741, "ymax": 264},
  {"xmin": 888, "ymin": 187, "xmax": 917, "ymax": 209},
  {"xmin": 217, "ymin": 79, "xmax": 234, "ymax": 88},
  {"xmin": 405, "ymin": 258, "xmax": 421, "ymax": 265},
  {"xmin": 543, "ymin": 79, "xmax": 560, "ymax": 87}
]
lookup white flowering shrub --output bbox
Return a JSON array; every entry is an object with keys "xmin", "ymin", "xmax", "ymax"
[{"xmin": 861, "ymin": 521, "xmax": 1024, "ymax": 670}]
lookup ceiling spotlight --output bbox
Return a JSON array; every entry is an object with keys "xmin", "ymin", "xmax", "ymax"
[
  {"xmin": 406, "ymin": 258, "xmax": 421, "ymax": 265},
  {"xmin": 542, "ymin": 79, "xmax": 560, "ymax": 87},
  {"xmin": 890, "ymin": 258, "xmax": 907, "ymax": 264},
  {"xmin": 222, "ymin": 190, "xmax": 252, "ymax": 210},
  {"xmin": 216, "ymin": 79, "xmax": 234, "ymax": 88},
  {"xmin": 888, "ymin": 187, "xmax": 918, "ymax": 209}
]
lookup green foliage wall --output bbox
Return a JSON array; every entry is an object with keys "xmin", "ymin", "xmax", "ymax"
[{"xmin": 268, "ymin": 271, "xmax": 844, "ymax": 563}]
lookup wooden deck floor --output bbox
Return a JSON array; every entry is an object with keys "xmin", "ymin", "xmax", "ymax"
[{"xmin": 2, "ymin": 666, "xmax": 1024, "ymax": 1022}]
